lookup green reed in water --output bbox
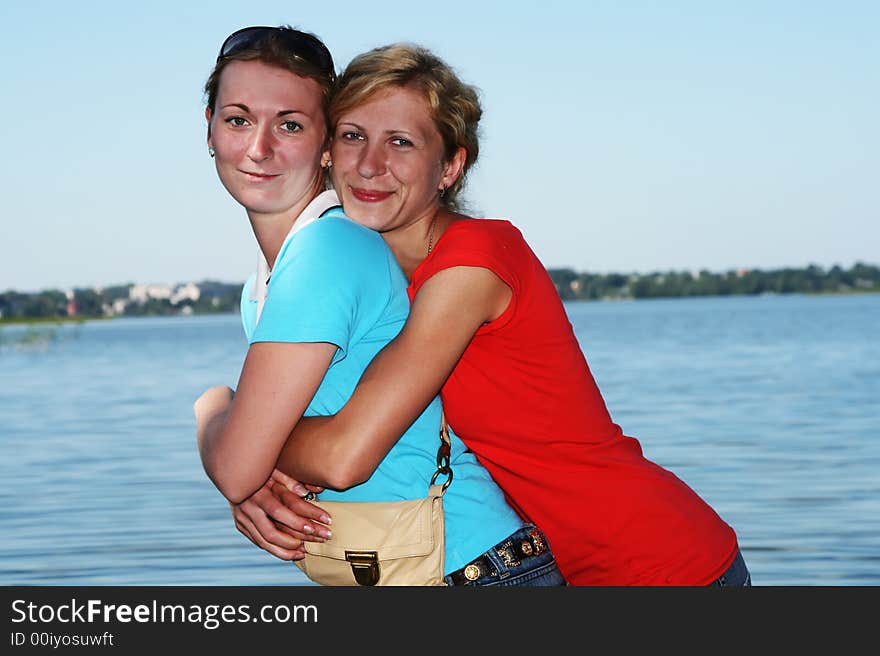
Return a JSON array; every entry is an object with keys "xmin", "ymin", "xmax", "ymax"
[{"xmin": 0, "ymin": 322, "xmax": 80, "ymax": 351}]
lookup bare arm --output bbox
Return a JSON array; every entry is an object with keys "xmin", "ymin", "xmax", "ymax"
[
  {"xmin": 195, "ymin": 340, "xmax": 336, "ymax": 504},
  {"xmin": 275, "ymin": 266, "xmax": 511, "ymax": 486}
]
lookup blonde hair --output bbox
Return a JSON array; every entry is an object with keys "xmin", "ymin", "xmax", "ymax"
[{"xmin": 329, "ymin": 43, "xmax": 481, "ymax": 208}]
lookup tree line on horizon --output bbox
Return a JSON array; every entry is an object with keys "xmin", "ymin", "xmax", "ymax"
[
  {"xmin": 1, "ymin": 262, "xmax": 878, "ymax": 322},
  {"xmin": 547, "ymin": 262, "xmax": 879, "ymax": 301}
]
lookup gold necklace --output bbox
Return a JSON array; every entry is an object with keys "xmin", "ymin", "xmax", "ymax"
[{"xmin": 426, "ymin": 210, "xmax": 440, "ymax": 256}]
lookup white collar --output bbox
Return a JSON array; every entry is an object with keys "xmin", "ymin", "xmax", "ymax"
[{"xmin": 250, "ymin": 189, "xmax": 341, "ymax": 306}]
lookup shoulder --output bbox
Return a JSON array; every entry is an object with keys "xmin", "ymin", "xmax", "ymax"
[
  {"xmin": 277, "ymin": 216, "xmax": 388, "ymax": 270},
  {"xmin": 297, "ymin": 215, "xmax": 383, "ymax": 247},
  {"xmin": 411, "ymin": 218, "xmax": 533, "ymax": 293},
  {"xmin": 442, "ymin": 218, "xmax": 524, "ymax": 249},
  {"xmin": 431, "ymin": 218, "xmax": 530, "ymax": 263}
]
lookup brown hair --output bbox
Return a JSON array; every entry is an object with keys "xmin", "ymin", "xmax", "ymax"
[
  {"xmin": 329, "ymin": 43, "xmax": 482, "ymax": 208},
  {"xmin": 204, "ymin": 26, "xmax": 335, "ymax": 117}
]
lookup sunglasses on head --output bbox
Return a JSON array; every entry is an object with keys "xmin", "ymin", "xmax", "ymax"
[{"xmin": 217, "ymin": 26, "xmax": 336, "ymax": 81}]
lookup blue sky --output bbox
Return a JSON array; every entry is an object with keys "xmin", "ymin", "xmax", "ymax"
[{"xmin": 1, "ymin": 0, "xmax": 877, "ymax": 292}]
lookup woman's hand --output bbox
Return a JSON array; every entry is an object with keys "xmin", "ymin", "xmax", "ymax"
[{"xmin": 230, "ymin": 469, "xmax": 332, "ymax": 561}]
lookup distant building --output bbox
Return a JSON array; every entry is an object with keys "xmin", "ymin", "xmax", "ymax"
[
  {"xmin": 171, "ymin": 282, "xmax": 201, "ymax": 305},
  {"xmin": 65, "ymin": 290, "xmax": 77, "ymax": 317},
  {"xmin": 129, "ymin": 284, "xmax": 173, "ymax": 303},
  {"xmin": 128, "ymin": 282, "xmax": 201, "ymax": 306}
]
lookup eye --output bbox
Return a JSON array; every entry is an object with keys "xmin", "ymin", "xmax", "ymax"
[
  {"xmin": 225, "ymin": 116, "xmax": 248, "ymax": 127},
  {"xmin": 339, "ymin": 130, "xmax": 364, "ymax": 142},
  {"xmin": 281, "ymin": 120, "xmax": 303, "ymax": 134},
  {"xmin": 391, "ymin": 137, "xmax": 413, "ymax": 148}
]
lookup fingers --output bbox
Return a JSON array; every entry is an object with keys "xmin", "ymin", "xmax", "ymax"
[
  {"xmin": 270, "ymin": 468, "xmax": 325, "ymax": 496},
  {"xmin": 233, "ymin": 506, "xmax": 305, "ymax": 561},
  {"xmin": 269, "ymin": 468, "xmax": 300, "ymax": 493},
  {"xmin": 232, "ymin": 486, "xmax": 326, "ymax": 549},
  {"xmin": 267, "ymin": 484, "xmax": 333, "ymax": 540},
  {"xmin": 274, "ymin": 523, "xmax": 319, "ymax": 542}
]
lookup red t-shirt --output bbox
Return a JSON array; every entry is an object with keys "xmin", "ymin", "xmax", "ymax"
[{"xmin": 409, "ymin": 218, "xmax": 739, "ymax": 585}]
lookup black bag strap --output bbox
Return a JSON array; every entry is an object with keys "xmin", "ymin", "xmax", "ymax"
[{"xmin": 430, "ymin": 409, "xmax": 453, "ymax": 494}]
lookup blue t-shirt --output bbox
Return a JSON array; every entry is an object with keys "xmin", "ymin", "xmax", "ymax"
[{"xmin": 240, "ymin": 212, "xmax": 522, "ymax": 573}]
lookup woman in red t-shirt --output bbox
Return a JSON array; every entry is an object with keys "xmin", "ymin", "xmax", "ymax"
[{"xmin": 238, "ymin": 43, "xmax": 750, "ymax": 586}]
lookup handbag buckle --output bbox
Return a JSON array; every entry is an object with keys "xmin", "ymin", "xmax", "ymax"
[{"xmin": 345, "ymin": 551, "xmax": 380, "ymax": 586}]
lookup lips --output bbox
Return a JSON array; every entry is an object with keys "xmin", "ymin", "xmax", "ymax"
[
  {"xmin": 350, "ymin": 187, "xmax": 392, "ymax": 202},
  {"xmin": 241, "ymin": 170, "xmax": 280, "ymax": 181}
]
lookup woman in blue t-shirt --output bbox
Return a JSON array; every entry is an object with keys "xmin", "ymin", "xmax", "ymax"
[{"xmin": 193, "ymin": 25, "xmax": 564, "ymax": 586}]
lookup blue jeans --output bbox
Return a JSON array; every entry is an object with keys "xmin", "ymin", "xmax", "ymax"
[
  {"xmin": 444, "ymin": 524, "xmax": 567, "ymax": 587},
  {"xmin": 710, "ymin": 549, "xmax": 751, "ymax": 586}
]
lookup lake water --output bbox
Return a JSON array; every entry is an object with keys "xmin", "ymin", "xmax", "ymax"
[{"xmin": 1, "ymin": 293, "xmax": 877, "ymax": 586}]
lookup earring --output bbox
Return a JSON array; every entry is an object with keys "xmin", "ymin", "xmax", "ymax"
[
  {"xmin": 208, "ymin": 147, "xmax": 215, "ymax": 158},
  {"xmin": 439, "ymin": 184, "xmax": 447, "ymax": 199}
]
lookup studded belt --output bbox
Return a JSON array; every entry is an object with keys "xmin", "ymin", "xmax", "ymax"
[{"xmin": 447, "ymin": 527, "xmax": 549, "ymax": 586}]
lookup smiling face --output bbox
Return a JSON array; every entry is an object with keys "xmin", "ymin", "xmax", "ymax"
[
  {"xmin": 207, "ymin": 59, "xmax": 328, "ymax": 220},
  {"xmin": 329, "ymin": 85, "xmax": 462, "ymax": 234}
]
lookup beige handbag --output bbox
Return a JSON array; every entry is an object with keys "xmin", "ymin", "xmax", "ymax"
[{"xmin": 294, "ymin": 412, "xmax": 453, "ymax": 586}]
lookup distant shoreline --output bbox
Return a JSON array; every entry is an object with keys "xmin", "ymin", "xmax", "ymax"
[
  {"xmin": 564, "ymin": 288, "xmax": 880, "ymax": 302},
  {"xmin": 0, "ymin": 316, "xmax": 111, "ymax": 326},
  {"xmin": 3, "ymin": 263, "xmax": 877, "ymax": 323},
  {"xmin": 2, "ymin": 288, "xmax": 877, "ymax": 328}
]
